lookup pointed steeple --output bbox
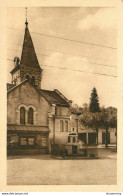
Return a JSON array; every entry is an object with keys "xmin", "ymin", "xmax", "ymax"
[
  {"xmin": 25, "ymin": 18, "xmax": 28, "ymax": 29},
  {"xmin": 10, "ymin": 11, "xmax": 43, "ymax": 88},
  {"xmin": 20, "ymin": 21, "xmax": 41, "ymax": 71}
]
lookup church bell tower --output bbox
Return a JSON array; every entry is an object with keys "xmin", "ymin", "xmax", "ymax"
[{"xmin": 10, "ymin": 18, "xmax": 43, "ymax": 88}]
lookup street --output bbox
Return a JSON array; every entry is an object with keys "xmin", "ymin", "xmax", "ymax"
[{"xmin": 7, "ymin": 149, "xmax": 117, "ymax": 185}]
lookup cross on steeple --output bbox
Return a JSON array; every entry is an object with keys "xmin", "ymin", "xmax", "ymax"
[{"xmin": 25, "ymin": 7, "xmax": 28, "ymax": 28}]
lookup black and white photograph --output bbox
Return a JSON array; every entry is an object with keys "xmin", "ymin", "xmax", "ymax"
[{"xmin": 6, "ymin": 6, "xmax": 117, "ymax": 185}]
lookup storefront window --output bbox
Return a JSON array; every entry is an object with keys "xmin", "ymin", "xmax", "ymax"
[
  {"xmin": 7, "ymin": 135, "xmax": 19, "ymax": 146},
  {"xmin": 20, "ymin": 138, "xmax": 27, "ymax": 145},
  {"xmin": 20, "ymin": 137, "xmax": 35, "ymax": 146},
  {"xmin": 28, "ymin": 138, "xmax": 35, "ymax": 145},
  {"xmin": 42, "ymin": 138, "xmax": 48, "ymax": 147}
]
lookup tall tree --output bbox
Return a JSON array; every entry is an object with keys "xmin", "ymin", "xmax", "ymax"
[
  {"xmin": 89, "ymin": 87, "xmax": 100, "ymax": 113},
  {"xmin": 89, "ymin": 87, "xmax": 100, "ymax": 144}
]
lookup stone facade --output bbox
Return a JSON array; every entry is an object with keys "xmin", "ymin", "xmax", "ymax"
[
  {"xmin": 7, "ymin": 20, "xmax": 80, "ymax": 155},
  {"xmin": 7, "ymin": 80, "xmax": 78, "ymax": 154},
  {"xmin": 7, "ymin": 81, "xmax": 51, "ymax": 126}
]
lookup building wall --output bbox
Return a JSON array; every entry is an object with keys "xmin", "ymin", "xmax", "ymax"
[
  {"xmin": 48, "ymin": 116, "xmax": 70, "ymax": 145},
  {"xmin": 56, "ymin": 106, "xmax": 70, "ymax": 116},
  {"xmin": 98, "ymin": 128, "xmax": 116, "ymax": 144},
  {"xmin": 78, "ymin": 127, "xmax": 116, "ymax": 145},
  {"xmin": 48, "ymin": 111, "xmax": 79, "ymax": 146},
  {"xmin": 7, "ymin": 81, "xmax": 50, "ymax": 126},
  {"xmin": 12, "ymin": 70, "xmax": 21, "ymax": 85},
  {"xmin": 70, "ymin": 114, "xmax": 79, "ymax": 132},
  {"xmin": 110, "ymin": 131, "xmax": 116, "ymax": 144},
  {"xmin": 98, "ymin": 131, "xmax": 102, "ymax": 144},
  {"xmin": 20, "ymin": 67, "xmax": 42, "ymax": 88}
]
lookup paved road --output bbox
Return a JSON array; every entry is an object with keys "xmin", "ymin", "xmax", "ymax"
[{"xmin": 7, "ymin": 154, "xmax": 117, "ymax": 185}]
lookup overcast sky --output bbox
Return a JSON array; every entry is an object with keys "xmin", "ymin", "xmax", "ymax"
[{"xmin": 7, "ymin": 7, "xmax": 117, "ymax": 108}]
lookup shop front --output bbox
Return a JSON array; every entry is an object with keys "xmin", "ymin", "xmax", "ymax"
[{"xmin": 7, "ymin": 124, "xmax": 49, "ymax": 155}]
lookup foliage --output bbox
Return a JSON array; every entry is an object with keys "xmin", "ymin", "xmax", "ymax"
[
  {"xmin": 79, "ymin": 105, "xmax": 117, "ymax": 129},
  {"xmin": 99, "ymin": 106, "xmax": 117, "ymax": 147},
  {"xmin": 89, "ymin": 87, "xmax": 100, "ymax": 113},
  {"xmin": 100, "ymin": 107, "xmax": 117, "ymax": 129},
  {"xmin": 79, "ymin": 105, "xmax": 117, "ymax": 147}
]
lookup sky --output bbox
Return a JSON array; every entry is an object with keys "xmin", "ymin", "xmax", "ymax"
[{"xmin": 7, "ymin": 7, "xmax": 117, "ymax": 108}]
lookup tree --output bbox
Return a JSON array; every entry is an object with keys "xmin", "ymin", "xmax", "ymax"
[
  {"xmin": 100, "ymin": 107, "xmax": 117, "ymax": 148},
  {"xmin": 79, "ymin": 104, "xmax": 117, "ymax": 148},
  {"xmin": 79, "ymin": 110, "xmax": 101, "ymax": 145},
  {"xmin": 79, "ymin": 110, "xmax": 92, "ymax": 129},
  {"xmin": 89, "ymin": 87, "xmax": 100, "ymax": 144},
  {"xmin": 89, "ymin": 87, "xmax": 100, "ymax": 113}
]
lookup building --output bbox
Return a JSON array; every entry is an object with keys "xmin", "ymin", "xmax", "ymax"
[
  {"xmin": 78, "ymin": 125, "xmax": 116, "ymax": 146},
  {"xmin": 7, "ymin": 20, "xmax": 79, "ymax": 155},
  {"xmin": 7, "ymin": 19, "xmax": 115, "ymax": 156}
]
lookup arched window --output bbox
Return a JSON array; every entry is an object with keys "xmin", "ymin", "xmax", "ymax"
[
  {"xmin": 20, "ymin": 107, "xmax": 25, "ymax": 124},
  {"xmin": 28, "ymin": 108, "xmax": 34, "ymax": 125},
  {"xmin": 60, "ymin": 120, "xmax": 64, "ymax": 132},
  {"xmin": 26, "ymin": 75, "xmax": 30, "ymax": 80},
  {"xmin": 31, "ymin": 76, "xmax": 35, "ymax": 85},
  {"xmin": 65, "ymin": 121, "xmax": 68, "ymax": 132}
]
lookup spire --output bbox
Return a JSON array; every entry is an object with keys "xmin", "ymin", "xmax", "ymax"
[
  {"xmin": 25, "ymin": 7, "xmax": 28, "ymax": 29},
  {"xmin": 20, "ymin": 20, "xmax": 41, "ymax": 71},
  {"xmin": 10, "ymin": 8, "xmax": 43, "ymax": 88},
  {"xmin": 25, "ymin": 18, "xmax": 28, "ymax": 29}
]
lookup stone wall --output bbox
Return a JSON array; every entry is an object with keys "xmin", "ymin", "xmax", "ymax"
[
  {"xmin": 7, "ymin": 81, "xmax": 50, "ymax": 126},
  {"xmin": 48, "ymin": 110, "xmax": 79, "ymax": 146}
]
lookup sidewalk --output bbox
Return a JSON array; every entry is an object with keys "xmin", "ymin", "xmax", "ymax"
[
  {"xmin": 108, "ymin": 154, "xmax": 117, "ymax": 159},
  {"xmin": 97, "ymin": 144, "xmax": 116, "ymax": 148},
  {"xmin": 98, "ymin": 147, "xmax": 117, "ymax": 159}
]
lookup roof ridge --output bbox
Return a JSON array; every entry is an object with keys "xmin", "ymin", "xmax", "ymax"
[
  {"xmin": 40, "ymin": 89, "xmax": 54, "ymax": 92},
  {"xmin": 7, "ymin": 79, "xmax": 28, "ymax": 93}
]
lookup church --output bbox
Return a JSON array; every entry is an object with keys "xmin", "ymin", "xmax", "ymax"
[{"xmin": 7, "ymin": 20, "xmax": 79, "ymax": 155}]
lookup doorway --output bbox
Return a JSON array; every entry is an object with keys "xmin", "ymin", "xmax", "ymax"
[{"xmin": 72, "ymin": 145, "xmax": 77, "ymax": 154}]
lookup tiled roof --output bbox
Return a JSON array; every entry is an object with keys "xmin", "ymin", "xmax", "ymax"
[
  {"xmin": 7, "ymin": 83, "xmax": 16, "ymax": 91},
  {"xmin": 10, "ymin": 64, "xmax": 20, "ymax": 74},
  {"xmin": 7, "ymin": 124, "xmax": 49, "ymax": 132},
  {"xmin": 7, "ymin": 79, "xmax": 70, "ymax": 106},
  {"xmin": 36, "ymin": 88, "xmax": 70, "ymax": 106},
  {"xmin": 10, "ymin": 25, "xmax": 42, "ymax": 74},
  {"xmin": 7, "ymin": 79, "xmax": 28, "ymax": 92},
  {"xmin": 20, "ymin": 27, "xmax": 41, "ymax": 70}
]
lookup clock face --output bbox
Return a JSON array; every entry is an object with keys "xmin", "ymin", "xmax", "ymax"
[{"xmin": 14, "ymin": 57, "xmax": 20, "ymax": 66}]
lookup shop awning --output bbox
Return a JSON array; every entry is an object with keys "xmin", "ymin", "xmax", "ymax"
[{"xmin": 7, "ymin": 124, "xmax": 50, "ymax": 132}]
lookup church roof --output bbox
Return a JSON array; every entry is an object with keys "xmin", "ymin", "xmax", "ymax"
[
  {"xmin": 7, "ymin": 80, "xmax": 70, "ymax": 107},
  {"xmin": 10, "ymin": 22, "xmax": 42, "ymax": 74},
  {"xmin": 20, "ymin": 23, "xmax": 42, "ymax": 71},
  {"xmin": 36, "ymin": 88, "xmax": 70, "ymax": 107},
  {"xmin": 7, "ymin": 83, "xmax": 15, "ymax": 91}
]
